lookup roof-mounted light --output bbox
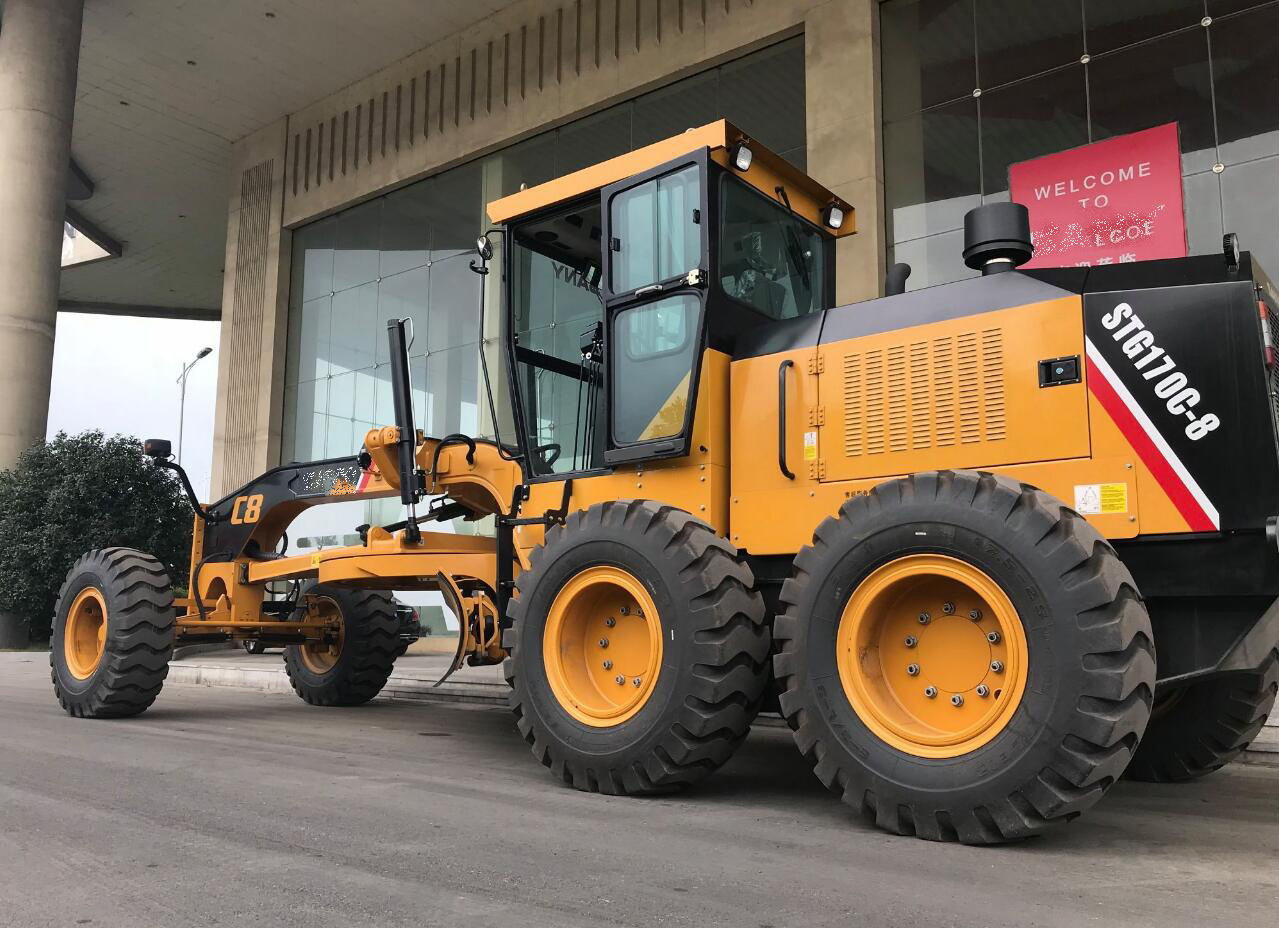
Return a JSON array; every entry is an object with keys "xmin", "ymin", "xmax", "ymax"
[
  {"xmin": 822, "ymin": 205, "xmax": 846, "ymax": 230},
  {"xmin": 730, "ymin": 142, "xmax": 753, "ymax": 172}
]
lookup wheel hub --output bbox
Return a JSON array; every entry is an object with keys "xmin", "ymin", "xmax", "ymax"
[
  {"xmin": 298, "ymin": 598, "xmax": 344, "ymax": 674},
  {"xmin": 64, "ymin": 586, "xmax": 108, "ymax": 680},
  {"xmin": 543, "ymin": 566, "xmax": 662, "ymax": 727},
  {"xmin": 836, "ymin": 554, "xmax": 1028, "ymax": 758}
]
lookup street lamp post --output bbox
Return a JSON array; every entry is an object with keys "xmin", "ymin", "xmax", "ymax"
[{"xmin": 177, "ymin": 347, "xmax": 213, "ymax": 465}]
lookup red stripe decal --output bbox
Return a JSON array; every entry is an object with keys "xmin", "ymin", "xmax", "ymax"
[
  {"xmin": 1086, "ymin": 358, "xmax": 1216, "ymax": 532},
  {"xmin": 356, "ymin": 470, "xmax": 371, "ymax": 493}
]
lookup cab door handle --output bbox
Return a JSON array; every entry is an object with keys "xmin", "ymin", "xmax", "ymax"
[{"xmin": 778, "ymin": 359, "xmax": 795, "ymax": 480}]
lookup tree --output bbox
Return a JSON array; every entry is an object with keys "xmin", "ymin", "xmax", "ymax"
[{"xmin": 0, "ymin": 432, "xmax": 192, "ymax": 643}]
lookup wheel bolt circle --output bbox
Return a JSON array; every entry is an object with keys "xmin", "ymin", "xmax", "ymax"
[{"xmin": 906, "ymin": 663, "xmax": 920, "ymax": 676}]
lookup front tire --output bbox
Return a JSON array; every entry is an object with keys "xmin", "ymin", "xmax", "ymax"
[
  {"xmin": 506, "ymin": 501, "xmax": 770, "ymax": 794},
  {"xmin": 283, "ymin": 584, "xmax": 399, "ymax": 706},
  {"xmin": 774, "ymin": 471, "xmax": 1155, "ymax": 843},
  {"xmin": 51, "ymin": 548, "xmax": 175, "ymax": 718}
]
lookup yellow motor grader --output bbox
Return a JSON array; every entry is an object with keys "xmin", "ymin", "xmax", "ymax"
[{"xmin": 51, "ymin": 121, "xmax": 1279, "ymax": 843}]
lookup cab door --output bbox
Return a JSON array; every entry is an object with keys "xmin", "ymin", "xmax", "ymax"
[{"xmin": 600, "ymin": 152, "xmax": 710, "ymax": 466}]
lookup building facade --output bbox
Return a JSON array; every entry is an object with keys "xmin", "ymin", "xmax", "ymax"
[{"xmin": 210, "ymin": 0, "xmax": 1279, "ymax": 582}]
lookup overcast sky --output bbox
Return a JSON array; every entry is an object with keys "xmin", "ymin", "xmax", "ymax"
[{"xmin": 47, "ymin": 313, "xmax": 220, "ymax": 498}]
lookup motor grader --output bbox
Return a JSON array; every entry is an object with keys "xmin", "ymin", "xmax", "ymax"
[{"xmin": 50, "ymin": 121, "xmax": 1279, "ymax": 844}]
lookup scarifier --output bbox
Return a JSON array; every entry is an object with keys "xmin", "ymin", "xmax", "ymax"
[{"xmin": 50, "ymin": 122, "xmax": 1279, "ymax": 843}]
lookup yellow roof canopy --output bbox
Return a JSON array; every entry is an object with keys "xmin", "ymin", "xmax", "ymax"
[{"xmin": 486, "ymin": 119, "xmax": 854, "ymax": 237}]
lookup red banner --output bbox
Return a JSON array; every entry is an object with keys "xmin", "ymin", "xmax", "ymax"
[{"xmin": 1009, "ymin": 123, "xmax": 1187, "ymax": 269}]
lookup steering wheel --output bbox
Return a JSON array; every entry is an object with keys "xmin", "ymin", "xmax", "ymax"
[{"xmin": 533, "ymin": 442, "xmax": 561, "ymax": 468}]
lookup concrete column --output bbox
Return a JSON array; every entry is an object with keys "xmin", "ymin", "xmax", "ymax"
[{"xmin": 0, "ymin": 0, "xmax": 85, "ymax": 467}]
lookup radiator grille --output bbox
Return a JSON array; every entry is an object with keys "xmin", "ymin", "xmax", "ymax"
[{"xmin": 841, "ymin": 327, "xmax": 1007, "ymax": 457}]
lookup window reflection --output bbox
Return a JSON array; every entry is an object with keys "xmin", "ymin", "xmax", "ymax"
[{"xmin": 882, "ymin": 0, "xmax": 1279, "ymax": 290}]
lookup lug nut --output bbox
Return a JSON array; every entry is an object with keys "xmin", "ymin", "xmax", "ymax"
[
  {"xmin": 924, "ymin": 686, "xmax": 938, "ymax": 699},
  {"xmin": 603, "ymin": 659, "xmax": 613, "ymax": 670},
  {"xmin": 951, "ymin": 694, "xmax": 964, "ymax": 707},
  {"xmin": 987, "ymin": 631, "xmax": 1001, "ymax": 644},
  {"xmin": 635, "ymin": 607, "xmax": 644, "ymax": 618},
  {"xmin": 632, "ymin": 677, "xmax": 642, "ymax": 687},
  {"xmin": 976, "ymin": 684, "xmax": 990, "ymax": 697},
  {"xmin": 918, "ymin": 612, "xmax": 931, "ymax": 625},
  {"xmin": 619, "ymin": 606, "xmax": 630, "ymax": 616},
  {"xmin": 615, "ymin": 674, "xmax": 625, "ymax": 685},
  {"xmin": 904, "ymin": 635, "xmax": 917, "ymax": 648},
  {"xmin": 990, "ymin": 660, "xmax": 1004, "ymax": 673},
  {"xmin": 969, "ymin": 609, "xmax": 982, "ymax": 621},
  {"xmin": 906, "ymin": 663, "xmax": 920, "ymax": 676},
  {"xmin": 605, "ymin": 617, "xmax": 616, "ymax": 628},
  {"xmin": 599, "ymin": 638, "xmax": 609, "ymax": 648},
  {"xmin": 942, "ymin": 601, "xmax": 955, "ymax": 615}
]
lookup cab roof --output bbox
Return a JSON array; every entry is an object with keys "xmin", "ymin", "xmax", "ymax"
[{"xmin": 485, "ymin": 119, "xmax": 855, "ymax": 237}]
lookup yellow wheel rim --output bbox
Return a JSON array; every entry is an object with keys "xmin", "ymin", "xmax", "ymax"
[
  {"xmin": 299, "ymin": 597, "xmax": 343, "ymax": 674},
  {"xmin": 65, "ymin": 587, "xmax": 108, "ymax": 680},
  {"xmin": 543, "ymin": 565, "xmax": 663, "ymax": 728},
  {"xmin": 836, "ymin": 554, "xmax": 1029, "ymax": 759}
]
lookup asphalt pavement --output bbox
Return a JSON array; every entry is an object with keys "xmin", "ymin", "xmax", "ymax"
[{"xmin": 1, "ymin": 652, "xmax": 1276, "ymax": 928}]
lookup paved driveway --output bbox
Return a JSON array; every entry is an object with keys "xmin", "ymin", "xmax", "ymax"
[{"xmin": 1, "ymin": 653, "xmax": 1276, "ymax": 927}]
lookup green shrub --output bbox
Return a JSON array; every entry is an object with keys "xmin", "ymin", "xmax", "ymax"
[{"xmin": 0, "ymin": 431, "xmax": 192, "ymax": 642}]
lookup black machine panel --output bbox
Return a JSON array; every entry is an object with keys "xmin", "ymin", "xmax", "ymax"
[
  {"xmin": 201, "ymin": 456, "xmax": 372, "ymax": 561},
  {"xmin": 1082, "ymin": 276, "xmax": 1279, "ymax": 532}
]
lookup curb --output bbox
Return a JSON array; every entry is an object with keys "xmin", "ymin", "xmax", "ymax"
[{"xmin": 165, "ymin": 661, "xmax": 509, "ymax": 706}]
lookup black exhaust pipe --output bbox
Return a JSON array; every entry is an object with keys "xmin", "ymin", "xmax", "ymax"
[{"xmin": 885, "ymin": 262, "xmax": 912, "ymax": 296}]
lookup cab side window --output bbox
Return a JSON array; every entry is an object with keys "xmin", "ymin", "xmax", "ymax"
[
  {"xmin": 610, "ymin": 165, "xmax": 701, "ymax": 294},
  {"xmin": 719, "ymin": 176, "xmax": 825, "ymax": 319}
]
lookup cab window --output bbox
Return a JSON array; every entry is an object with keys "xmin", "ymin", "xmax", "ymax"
[
  {"xmin": 609, "ymin": 165, "xmax": 701, "ymax": 294},
  {"xmin": 611, "ymin": 294, "xmax": 700, "ymax": 445},
  {"xmin": 719, "ymin": 176, "xmax": 825, "ymax": 319}
]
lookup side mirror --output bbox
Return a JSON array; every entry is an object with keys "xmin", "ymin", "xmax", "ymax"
[{"xmin": 476, "ymin": 235, "xmax": 494, "ymax": 262}]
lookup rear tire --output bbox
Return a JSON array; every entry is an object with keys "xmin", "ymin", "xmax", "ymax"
[
  {"xmin": 50, "ymin": 548, "xmax": 175, "ymax": 718},
  {"xmin": 774, "ymin": 471, "xmax": 1155, "ymax": 843},
  {"xmin": 283, "ymin": 584, "xmax": 399, "ymax": 706},
  {"xmin": 1125, "ymin": 654, "xmax": 1278, "ymax": 781},
  {"xmin": 506, "ymin": 501, "xmax": 770, "ymax": 794}
]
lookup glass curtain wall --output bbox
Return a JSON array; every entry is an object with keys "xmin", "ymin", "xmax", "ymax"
[
  {"xmin": 882, "ymin": 1, "xmax": 1279, "ymax": 289},
  {"xmin": 280, "ymin": 38, "xmax": 806, "ymax": 630}
]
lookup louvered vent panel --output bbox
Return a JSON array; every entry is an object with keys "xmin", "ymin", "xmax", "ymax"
[
  {"xmin": 981, "ymin": 328, "xmax": 1006, "ymax": 441},
  {"xmin": 887, "ymin": 345, "xmax": 908, "ymax": 453},
  {"xmin": 843, "ymin": 353, "xmax": 862, "ymax": 457},
  {"xmin": 839, "ymin": 328, "xmax": 1008, "ymax": 459},
  {"xmin": 910, "ymin": 341, "xmax": 931, "ymax": 449},
  {"xmin": 865, "ymin": 349, "xmax": 885, "ymax": 455},
  {"xmin": 957, "ymin": 332, "xmax": 981, "ymax": 444},
  {"xmin": 933, "ymin": 336, "xmax": 956, "ymax": 447}
]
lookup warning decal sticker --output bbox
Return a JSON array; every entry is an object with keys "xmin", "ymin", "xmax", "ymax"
[{"xmin": 1074, "ymin": 483, "xmax": 1129, "ymax": 515}]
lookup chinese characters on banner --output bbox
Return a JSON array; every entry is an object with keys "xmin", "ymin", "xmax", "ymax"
[{"xmin": 1009, "ymin": 123, "xmax": 1188, "ymax": 269}]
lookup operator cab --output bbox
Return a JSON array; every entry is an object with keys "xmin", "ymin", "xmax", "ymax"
[{"xmin": 489, "ymin": 120, "xmax": 853, "ymax": 479}]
